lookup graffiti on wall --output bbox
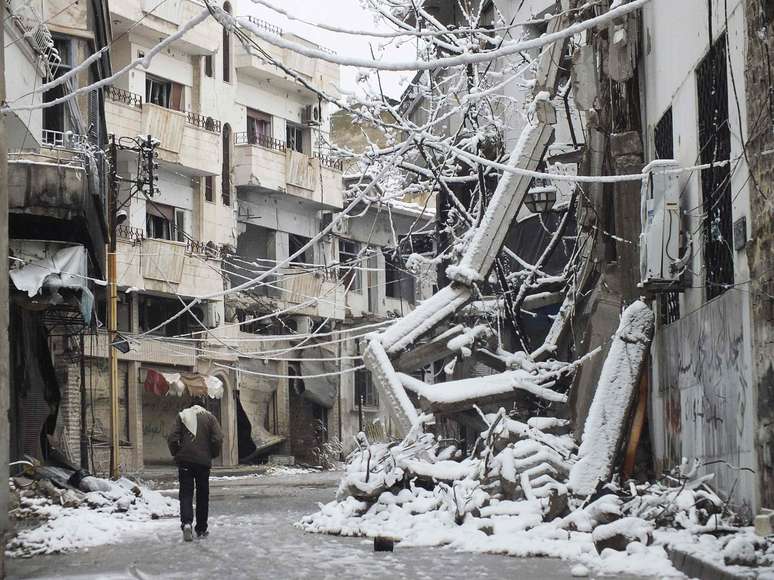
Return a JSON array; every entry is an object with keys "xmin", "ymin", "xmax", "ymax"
[{"xmin": 654, "ymin": 290, "xmax": 756, "ymax": 518}]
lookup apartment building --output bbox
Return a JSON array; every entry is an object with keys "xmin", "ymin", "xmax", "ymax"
[
  {"xmin": 5, "ymin": 0, "xmax": 112, "ymax": 464},
  {"xmin": 86, "ymin": 0, "xmax": 435, "ymax": 470}
]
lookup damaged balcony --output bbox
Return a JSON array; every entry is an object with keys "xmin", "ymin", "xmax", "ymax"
[
  {"xmin": 235, "ymin": 17, "xmax": 340, "ymax": 96},
  {"xmin": 115, "ymin": 226, "xmax": 226, "ymax": 298},
  {"xmin": 105, "ymin": 88, "xmax": 222, "ymax": 176},
  {"xmin": 7, "ymin": 147, "xmax": 107, "ymax": 274},
  {"xmin": 233, "ymin": 132, "xmax": 344, "ymax": 208}
]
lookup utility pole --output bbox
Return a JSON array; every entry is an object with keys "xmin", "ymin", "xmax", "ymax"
[
  {"xmin": 0, "ymin": 19, "xmax": 10, "ymax": 576},
  {"xmin": 107, "ymin": 134, "xmax": 119, "ymax": 479},
  {"xmin": 107, "ymin": 134, "xmax": 157, "ymax": 478}
]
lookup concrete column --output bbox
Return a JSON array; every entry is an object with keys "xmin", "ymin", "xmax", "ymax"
[{"xmin": 0, "ymin": 20, "xmax": 10, "ymax": 575}]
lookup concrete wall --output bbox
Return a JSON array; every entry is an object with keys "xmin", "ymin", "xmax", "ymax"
[
  {"xmin": 742, "ymin": 0, "xmax": 774, "ymax": 511},
  {"xmin": 641, "ymin": 0, "xmax": 757, "ymax": 513}
]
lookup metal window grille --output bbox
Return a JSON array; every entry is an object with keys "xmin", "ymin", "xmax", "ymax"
[
  {"xmin": 697, "ymin": 34, "xmax": 734, "ymax": 300},
  {"xmin": 654, "ymin": 107, "xmax": 681, "ymax": 325}
]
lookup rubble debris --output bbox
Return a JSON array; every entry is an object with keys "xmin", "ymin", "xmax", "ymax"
[
  {"xmin": 7, "ymin": 465, "xmax": 176, "ymax": 557},
  {"xmin": 568, "ymin": 300, "xmax": 655, "ymax": 496}
]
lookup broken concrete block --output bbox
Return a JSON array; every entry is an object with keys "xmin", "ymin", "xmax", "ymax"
[
  {"xmin": 592, "ymin": 517, "xmax": 653, "ymax": 553},
  {"xmin": 723, "ymin": 536, "xmax": 759, "ymax": 567},
  {"xmin": 754, "ymin": 509, "xmax": 774, "ymax": 537}
]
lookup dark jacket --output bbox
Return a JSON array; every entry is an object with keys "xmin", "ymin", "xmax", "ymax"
[{"xmin": 167, "ymin": 407, "xmax": 223, "ymax": 467}]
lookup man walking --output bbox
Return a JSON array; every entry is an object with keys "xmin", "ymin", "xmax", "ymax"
[{"xmin": 167, "ymin": 398, "xmax": 223, "ymax": 541}]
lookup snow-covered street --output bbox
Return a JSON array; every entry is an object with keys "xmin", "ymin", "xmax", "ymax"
[{"xmin": 8, "ymin": 470, "xmax": 653, "ymax": 580}]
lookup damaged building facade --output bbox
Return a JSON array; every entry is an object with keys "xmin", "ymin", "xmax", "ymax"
[
  {"xmin": 353, "ymin": 0, "xmax": 771, "ymax": 527},
  {"xmin": 5, "ymin": 0, "xmax": 434, "ymax": 474},
  {"xmin": 6, "ymin": 0, "xmax": 112, "ymax": 468}
]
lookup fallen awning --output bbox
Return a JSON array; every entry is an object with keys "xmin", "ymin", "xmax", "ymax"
[
  {"xmin": 9, "ymin": 243, "xmax": 94, "ymax": 322},
  {"xmin": 143, "ymin": 369, "xmax": 224, "ymax": 399},
  {"xmin": 299, "ymin": 341, "xmax": 338, "ymax": 409}
]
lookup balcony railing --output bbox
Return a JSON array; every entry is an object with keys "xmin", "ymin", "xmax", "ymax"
[
  {"xmin": 245, "ymin": 15, "xmax": 283, "ymax": 36},
  {"xmin": 41, "ymin": 129, "xmax": 88, "ymax": 150},
  {"xmin": 116, "ymin": 224, "xmax": 145, "ymax": 243},
  {"xmin": 118, "ymin": 221, "xmax": 227, "ymax": 258},
  {"xmin": 186, "ymin": 112, "xmax": 221, "ymax": 134},
  {"xmin": 234, "ymin": 131, "xmax": 287, "ymax": 151},
  {"xmin": 314, "ymin": 152, "xmax": 344, "ymax": 171},
  {"xmin": 234, "ymin": 131, "xmax": 343, "ymax": 170},
  {"xmin": 106, "ymin": 86, "xmax": 142, "ymax": 108}
]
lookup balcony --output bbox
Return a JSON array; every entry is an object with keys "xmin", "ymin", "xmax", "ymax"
[
  {"xmin": 115, "ymin": 229, "xmax": 225, "ymax": 297},
  {"xmin": 233, "ymin": 133, "xmax": 343, "ymax": 208},
  {"xmin": 109, "ymin": 0, "xmax": 221, "ymax": 54},
  {"xmin": 7, "ymin": 148, "xmax": 107, "ymax": 272},
  {"xmin": 274, "ymin": 268, "xmax": 346, "ymax": 320},
  {"xmin": 85, "ymin": 330, "xmax": 197, "ymax": 367},
  {"xmin": 105, "ymin": 89, "xmax": 222, "ymax": 176},
  {"xmin": 235, "ymin": 17, "xmax": 339, "ymax": 96}
]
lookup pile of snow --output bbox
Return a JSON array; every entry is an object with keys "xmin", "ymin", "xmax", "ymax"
[
  {"xmin": 298, "ymin": 414, "xmax": 688, "ymax": 577},
  {"xmin": 8, "ymin": 477, "xmax": 177, "ymax": 557}
]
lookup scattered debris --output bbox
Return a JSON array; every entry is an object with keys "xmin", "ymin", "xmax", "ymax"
[{"xmin": 7, "ymin": 464, "xmax": 176, "ymax": 558}]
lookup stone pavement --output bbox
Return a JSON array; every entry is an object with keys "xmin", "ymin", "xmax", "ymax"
[{"xmin": 8, "ymin": 470, "xmax": 652, "ymax": 580}]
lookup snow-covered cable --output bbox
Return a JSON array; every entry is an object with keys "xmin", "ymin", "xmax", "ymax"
[{"xmin": 229, "ymin": 0, "xmax": 650, "ymax": 72}]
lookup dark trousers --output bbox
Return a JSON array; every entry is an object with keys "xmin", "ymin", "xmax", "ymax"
[{"xmin": 178, "ymin": 462, "xmax": 211, "ymax": 533}]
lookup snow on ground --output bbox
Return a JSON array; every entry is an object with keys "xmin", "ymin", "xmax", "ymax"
[
  {"xmin": 299, "ymin": 485, "xmax": 682, "ymax": 577},
  {"xmin": 8, "ymin": 478, "xmax": 177, "ymax": 558}
]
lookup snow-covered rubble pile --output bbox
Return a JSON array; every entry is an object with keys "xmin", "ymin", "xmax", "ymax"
[
  {"xmin": 300, "ymin": 412, "xmax": 773, "ymax": 577},
  {"xmin": 8, "ymin": 474, "xmax": 176, "ymax": 557}
]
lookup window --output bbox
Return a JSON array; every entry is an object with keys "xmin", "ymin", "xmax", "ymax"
[
  {"xmin": 43, "ymin": 37, "xmax": 73, "ymax": 134},
  {"xmin": 204, "ymin": 54, "xmax": 214, "ymax": 78},
  {"xmin": 145, "ymin": 202, "xmax": 175, "ymax": 240},
  {"xmin": 289, "ymin": 233, "xmax": 312, "ymax": 265},
  {"xmin": 222, "ymin": 2, "xmax": 232, "ymax": 83},
  {"xmin": 204, "ymin": 175, "xmax": 214, "ymax": 202},
  {"xmin": 247, "ymin": 109, "xmax": 272, "ymax": 144},
  {"xmin": 697, "ymin": 34, "xmax": 733, "ymax": 300},
  {"xmin": 139, "ymin": 295, "xmax": 199, "ymax": 337},
  {"xmin": 222, "ymin": 124, "xmax": 232, "ymax": 205},
  {"xmin": 145, "ymin": 75, "xmax": 183, "ymax": 110},
  {"xmin": 339, "ymin": 239, "xmax": 361, "ymax": 292},
  {"xmin": 174, "ymin": 208, "xmax": 186, "ymax": 242},
  {"xmin": 286, "ymin": 123, "xmax": 304, "ymax": 153},
  {"xmin": 355, "ymin": 368, "xmax": 378, "ymax": 409},
  {"xmin": 384, "ymin": 251, "xmax": 415, "ymax": 303}
]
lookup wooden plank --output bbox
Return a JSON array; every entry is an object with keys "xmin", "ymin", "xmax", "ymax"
[
  {"xmin": 392, "ymin": 324, "xmax": 465, "ymax": 373},
  {"xmin": 622, "ymin": 371, "xmax": 648, "ymax": 479}
]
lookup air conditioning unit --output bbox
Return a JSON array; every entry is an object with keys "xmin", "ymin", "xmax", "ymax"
[
  {"xmin": 640, "ymin": 159, "xmax": 681, "ymax": 289},
  {"xmin": 302, "ymin": 104, "xmax": 321, "ymax": 126}
]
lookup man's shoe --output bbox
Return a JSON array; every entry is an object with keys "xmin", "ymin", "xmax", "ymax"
[
  {"xmin": 196, "ymin": 530, "xmax": 209, "ymax": 539},
  {"xmin": 182, "ymin": 524, "xmax": 193, "ymax": 542}
]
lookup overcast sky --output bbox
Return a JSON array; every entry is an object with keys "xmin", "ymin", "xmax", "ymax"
[{"xmin": 237, "ymin": 0, "xmax": 415, "ymax": 99}]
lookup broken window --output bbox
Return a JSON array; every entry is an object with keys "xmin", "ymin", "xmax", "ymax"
[
  {"xmin": 355, "ymin": 368, "xmax": 378, "ymax": 408},
  {"xmin": 145, "ymin": 202, "xmax": 174, "ymax": 240},
  {"xmin": 204, "ymin": 54, "xmax": 213, "ymax": 78},
  {"xmin": 138, "ymin": 294, "xmax": 198, "ymax": 337},
  {"xmin": 43, "ymin": 36, "xmax": 73, "ymax": 135},
  {"xmin": 286, "ymin": 123, "xmax": 305, "ymax": 153},
  {"xmin": 247, "ymin": 109, "xmax": 272, "ymax": 144},
  {"xmin": 145, "ymin": 75, "xmax": 183, "ymax": 110},
  {"xmin": 384, "ymin": 250, "xmax": 415, "ymax": 303},
  {"xmin": 289, "ymin": 233, "xmax": 312, "ymax": 265},
  {"xmin": 338, "ymin": 239, "xmax": 361, "ymax": 292},
  {"xmin": 223, "ymin": 2, "xmax": 232, "ymax": 82}
]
